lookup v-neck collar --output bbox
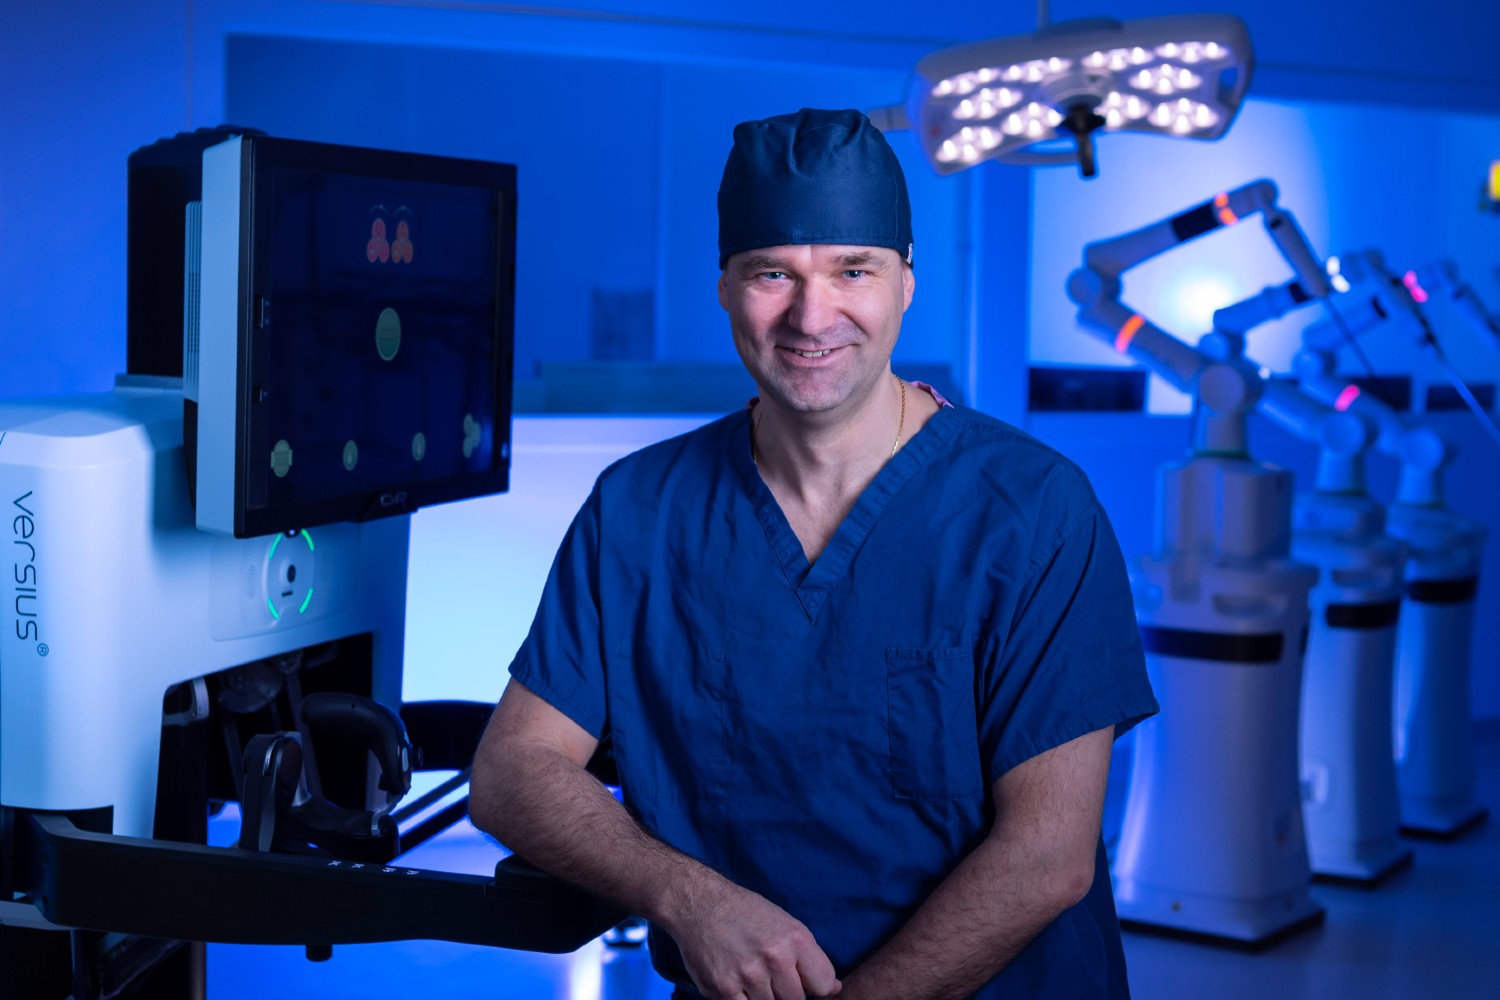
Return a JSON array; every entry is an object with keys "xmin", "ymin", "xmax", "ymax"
[{"xmin": 728, "ymin": 404, "xmax": 959, "ymax": 621}]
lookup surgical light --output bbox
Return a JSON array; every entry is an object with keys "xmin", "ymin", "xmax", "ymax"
[{"xmin": 871, "ymin": 14, "xmax": 1252, "ymax": 178}]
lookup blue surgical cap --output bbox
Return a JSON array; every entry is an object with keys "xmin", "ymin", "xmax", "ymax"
[{"xmin": 717, "ymin": 108, "xmax": 913, "ymax": 269}]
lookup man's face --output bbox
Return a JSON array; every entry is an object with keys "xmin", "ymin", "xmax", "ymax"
[{"xmin": 718, "ymin": 244, "xmax": 915, "ymax": 417}]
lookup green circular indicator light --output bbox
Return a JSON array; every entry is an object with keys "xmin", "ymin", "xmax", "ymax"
[
  {"xmin": 266, "ymin": 530, "xmax": 314, "ymax": 622},
  {"xmin": 412, "ymin": 432, "xmax": 427, "ymax": 462},
  {"xmin": 343, "ymin": 440, "xmax": 359, "ymax": 471}
]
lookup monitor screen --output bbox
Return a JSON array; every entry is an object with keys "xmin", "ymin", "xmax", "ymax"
[{"xmin": 193, "ymin": 135, "xmax": 516, "ymax": 537}]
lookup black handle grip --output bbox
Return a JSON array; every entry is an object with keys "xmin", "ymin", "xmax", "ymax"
[
  {"xmin": 238, "ymin": 733, "xmax": 303, "ymax": 852},
  {"xmin": 300, "ymin": 693, "xmax": 412, "ymax": 799}
]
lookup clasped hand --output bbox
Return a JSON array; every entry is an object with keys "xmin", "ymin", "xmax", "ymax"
[{"xmin": 673, "ymin": 881, "xmax": 842, "ymax": 1000}]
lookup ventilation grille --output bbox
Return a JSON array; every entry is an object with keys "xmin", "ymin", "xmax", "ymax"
[{"xmin": 182, "ymin": 200, "xmax": 202, "ymax": 401}]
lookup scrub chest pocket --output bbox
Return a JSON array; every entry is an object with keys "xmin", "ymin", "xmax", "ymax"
[{"xmin": 886, "ymin": 646, "xmax": 985, "ymax": 800}]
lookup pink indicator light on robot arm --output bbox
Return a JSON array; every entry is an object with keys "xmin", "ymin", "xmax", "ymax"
[
  {"xmin": 1334, "ymin": 384, "xmax": 1362, "ymax": 411},
  {"xmin": 1403, "ymin": 270, "xmax": 1430, "ymax": 304},
  {"xmin": 1115, "ymin": 314, "xmax": 1146, "ymax": 353},
  {"xmin": 1213, "ymin": 192, "xmax": 1239, "ymax": 226}
]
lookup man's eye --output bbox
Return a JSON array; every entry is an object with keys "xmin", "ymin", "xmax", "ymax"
[
  {"xmin": 759, "ymin": 271, "xmax": 786, "ymax": 280},
  {"xmin": 844, "ymin": 270, "xmax": 866, "ymax": 279}
]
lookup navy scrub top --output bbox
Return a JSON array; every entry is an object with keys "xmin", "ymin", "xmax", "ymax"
[{"xmin": 509, "ymin": 401, "xmax": 1157, "ymax": 999}]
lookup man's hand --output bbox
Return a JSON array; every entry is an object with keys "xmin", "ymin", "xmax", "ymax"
[{"xmin": 668, "ymin": 879, "xmax": 841, "ymax": 1000}]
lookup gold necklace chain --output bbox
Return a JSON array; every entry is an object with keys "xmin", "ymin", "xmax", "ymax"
[
  {"xmin": 752, "ymin": 375, "xmax": 907, "ymax": 466},
  {"xmin": 890, "ymin": 374, "xmax": 908, "ymax": 456}
]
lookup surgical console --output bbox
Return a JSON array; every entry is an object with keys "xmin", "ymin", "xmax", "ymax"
[{"xmin": 0, "ymin": 129, "xmax": 621, "ymax": 998}]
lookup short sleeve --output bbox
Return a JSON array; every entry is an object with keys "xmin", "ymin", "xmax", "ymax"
[
  {"xmin": 507, "ymin": 484, "xmax": 609, "ymax": 740},
  {"xmin": 978, "ymin": 503, "xmax": 1158, "ymax": 784}
]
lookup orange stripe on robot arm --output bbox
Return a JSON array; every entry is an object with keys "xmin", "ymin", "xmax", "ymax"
[
  {"xmin": 1214, "ymin": 192, "xmax": 1239, "ymax": 226},
  {"xmin": 1115, "ymin": 314, "xmax": 1146, "ymax": 354}
]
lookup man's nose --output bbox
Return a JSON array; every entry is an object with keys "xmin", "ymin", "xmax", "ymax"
[{"xmin": 787, "ymin": 278, "xmax": 839, "ymax": 335}]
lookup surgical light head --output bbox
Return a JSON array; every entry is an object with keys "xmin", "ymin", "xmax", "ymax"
[{"xmin": 874, "ymin": 14, "xmax": 1252, "ymax": 179}]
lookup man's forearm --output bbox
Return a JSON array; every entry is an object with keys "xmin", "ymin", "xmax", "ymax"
[
  {"xmin": 837, "ymin": 727, "xmax": 1112, "ymax": 1000},
  {"xmin": 835, "ymin": 820, "xmax": 1093, "ymax": 1000},
  {"xmin": 470, "ymin": 739, "xmax": 726, "ymax": 935}
]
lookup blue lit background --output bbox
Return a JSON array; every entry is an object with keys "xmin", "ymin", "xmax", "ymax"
[{"xmin": 6, "ymin": 1, "xmax": 1500, "ymax": 993}]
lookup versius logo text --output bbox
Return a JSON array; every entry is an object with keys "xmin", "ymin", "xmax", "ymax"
[{"xmin": 12, "ymin": 491, "xmax": 41, "ymax": 642}]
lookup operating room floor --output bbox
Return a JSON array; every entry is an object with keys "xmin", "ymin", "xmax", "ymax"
[{"xmin": 208, "ymin": 733, "xmax": 1500, "ymax": 999}]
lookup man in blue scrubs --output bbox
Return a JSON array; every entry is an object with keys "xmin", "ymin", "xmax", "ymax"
[{"xmin": 470, "ymin": 108, "xmax": 1157, "ymax": 999}]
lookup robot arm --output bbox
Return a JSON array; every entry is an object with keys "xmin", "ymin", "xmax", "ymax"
[
  {"xmin": 1342, "ymin": 251, "xmax": 1500, "ymax": 453},
  {"xmin": 1207, "ymin": 184, "xmax": 1329, "ymax": 338},
  {"xmin": 1291, "ymin": 260, "xmax": 1455, "ymax": 506},
  {"xmin": 1062, "ymin": 290, "xmax": 1207, "ymax": 393},
  {"xmin": 1068, "ymin": 179, "xmax": 1332, "ymax": 457},
  {"xmin": 1302, "ymin": 292, "xmax": 1388, "ymax": 355},
  {"xmin": 1206, "ymin": 231, "xmax": 1375, "ymax": 497},
  {"xmin": 1256, "ymin": 378, "xmax": 1374, "ymax": 495},
  {"xmin": 1410, "ymin": 259, "xmax": 1500, "ymax": 349},
  {"xmin": 1338, "ymin": 248, "xmax": 1441, "ymax": 349},
  {"xmin": 1079, "ymin": 180, "xmax": 1328, "ymax": 297}
]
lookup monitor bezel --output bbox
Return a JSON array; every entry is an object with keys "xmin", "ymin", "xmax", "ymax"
[{"xmin": 197, "ymin": 134, "xmax": 517, "ymax": 539}]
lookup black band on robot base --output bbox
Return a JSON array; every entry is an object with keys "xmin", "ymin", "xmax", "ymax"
[
  {"xmin": 1138, "ymin": 625, "xmax": 1284, "ymax": 664},
  {"xmin": 1406, "ymin": 576, "xmax": 1480, "ymax": 605},
  {"xmin": 1325, "ymin": 599, "xmax": 1402, "ymax": 630}
]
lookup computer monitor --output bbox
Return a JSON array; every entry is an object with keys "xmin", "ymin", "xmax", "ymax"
[{"xmin": 188, "ymin": 134, "xmax": 517, "ymax": 537}]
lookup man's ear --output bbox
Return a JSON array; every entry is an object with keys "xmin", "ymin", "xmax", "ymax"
[
  {"xmin": 718, "ymin": 270, "xmax": 730, "ymax": 312},
  {"xmin": 902, "ymin": 263, "xmax": 915, "ymax": 312}
]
